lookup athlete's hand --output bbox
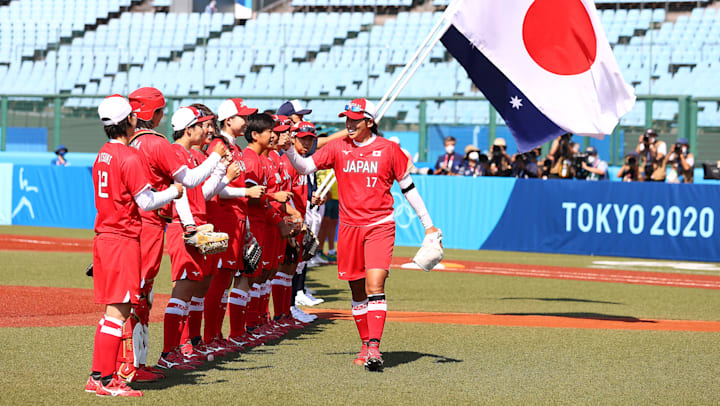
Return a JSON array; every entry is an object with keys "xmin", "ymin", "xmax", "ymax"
[
  {"xmin": 273, "ymin": 191, "xmax": 292, "ymax": 203},
  {"xmin": 278, "ymin": 220, "xmax": 291, "ymax": 239},
  {"xmin": 172, "ymin": 183, "xmax": 184, "ymax": 199},
  {"xmin": 211, "ymin": 141, "xmax": 228, "ymax": 157},
  {"xmin": 425, "ymin": 226, "xmax": 442, "ymax": 247},
  {"xmin": 277, "ymin": 133, "xmax": 292, "ymax": 150},
  {"xmin": 311, "ymin": 191, "xmax": 328, "ymax": 206},
  {"xmin": 246, "ymin": 185, "xmax": 266, "ymax": 199},
  {"xmin": 226, "ymin": 161, "xmax": 241, "ymax": 181}
]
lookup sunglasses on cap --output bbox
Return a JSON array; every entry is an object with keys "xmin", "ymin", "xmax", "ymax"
[
  {"xmin": 296, "ymin": 125, "xmax": 316, "ymax": 134},
  {"xmin": 275, "ymin": 117, "xmax": 292, "ymax": 126},
  {"xmin": 344, "ymin": 103, "xmax": 366, "ymax": 113}
]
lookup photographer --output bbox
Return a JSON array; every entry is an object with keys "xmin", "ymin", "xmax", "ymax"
[
  {"xmin": 579, "ymin": 146, "xmax": 608, "ymax": 181},
  {"xmin": 459, "ymin": 145, "xmax": 488, "ymax": 177},
  {"xmin": 548, "ymin": 133, "xmax": 575, "ymax": 179},
  {"xmin": 433, "ymin": 136, "xmax": 463, "ymax": 175},
  {"xmin": 617, "ymin": 152, "xmax": 642, "ymax": 182},
  {"xmin": 511, "ymin": 149, "xmax": 539, "ymax": 178},
  {"xmin": 488, "ymin": 137, "xmax": 512, "ymax": 177},
  {"xmin": 664, "ymin": 137, "xmax": 694, "ymax": 183},
  {"xmin": 635, "ymin": 128, "xmax": 667, "ymax": 181}
]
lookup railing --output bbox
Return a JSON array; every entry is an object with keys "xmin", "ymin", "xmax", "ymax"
[{"xmin": 0, "ymin": 93, "xmax": 717, "ymax": 165}]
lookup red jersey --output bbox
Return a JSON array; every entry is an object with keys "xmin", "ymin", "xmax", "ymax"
[
  {"xmin": 170, "ymin": 144, "xmax": 207, "ymax": 224},
  {"xmin": 208, "ymin": 136, "xmax": 248, "ymax": 220},
  {"xmin": 266, "ymin": 151, "xmax": 286, "ymax": 212},
  {"xmin": 311, "ymin": 136, "xmax": 409, "ymax": 226},
  {"xmin": 130, "ymin": 130, "xmax": 187, "ymax": 226},
  {"xmin": 282, "ymin": 153, "xmax": 308, "ymax": 218},
  {"xmin": 243, "ymin": 146, "xmax": 270, "ymax": 223},
  {"xmin": 93, "ymin": 140, "xmax": 152, "ymax": 239}
]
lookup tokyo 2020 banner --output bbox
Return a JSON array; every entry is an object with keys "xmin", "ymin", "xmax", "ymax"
[{"xmin": 394, "ymin": 177, "xmax": 720, "ymax": 262}]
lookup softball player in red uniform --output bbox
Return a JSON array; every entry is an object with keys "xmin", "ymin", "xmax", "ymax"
[
  {"xmin": 120, "ymin": 87, "xmax": 227, "ymax": 380},
  {"xmin": 86, "ymin": 95, "xmax": 183, "ymax": 396},
  {"xmin": 281, "ymin": 99, "xmax": 439, "ymax": 372}
]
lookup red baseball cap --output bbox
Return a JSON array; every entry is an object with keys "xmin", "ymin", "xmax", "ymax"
[
  {"xmin": 272, "ymin": 114, "xmax": 292, "ymax": 132},
  {"xmin": 339, "ymin": 98, "xmax": 377, "ymax": 120},
  {"xmin": 128, "ymin": 87, "xmax": 166, "ymax": 121},
  {"xmin": 292, "ymin": 121, "xmax": 317, "ymax": 138},
  {"xmin": 217, "ymin": 98, "xmax": 258, "ymax": 121}
]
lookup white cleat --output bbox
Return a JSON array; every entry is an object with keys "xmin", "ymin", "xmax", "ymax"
[
  {"xmin": 296, "ymin": 291, "xmax": 324, "ymax": 306},
  {"xmin": 291, "ymin": 306, "xmax": 317, "ymax": 322}
]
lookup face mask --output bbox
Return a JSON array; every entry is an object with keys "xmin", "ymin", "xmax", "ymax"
[
  {"xmin": 681, "ymin": 146, "xmax": 687, "ymax": 154},
  {"xmin": 445, "ymin": 145, "xmax": 455, "ymax": 155},
  {"xmin": 587, "ymin": 155, "xmax": 596, "ymax": 164},
  {"xmin": 468, "ymin": 151, "xmax": 479, "ymax": 161}
]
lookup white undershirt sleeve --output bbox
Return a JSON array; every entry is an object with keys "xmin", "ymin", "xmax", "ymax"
[
  {"xmin": 285, "ymin": 146, "xmax": 317, "ymax": 175},
  {"xmin": 174, "ymin": 188, "xmax": 194, "ymax": 226},
  {"xmin": 173, "ymin": 152, "xmax": 221, "ymax": 188},
  {"xmin": 134, "ymin": 186, "xmax": 179, "ymax": 212},
  {"xmin": 398, "ymin": 174, "xmax": 433, "ymax": 229},
  {"xmin": 218, "ymin": 185, "xmax": 247, "ymax": 199},
  {"xmin": 202, "ymin": 163, "xmax": 229, "ymax": 200}
]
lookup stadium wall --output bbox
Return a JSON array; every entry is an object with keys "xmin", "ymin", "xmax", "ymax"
[{"xmin": 4, "ymin": 164, "xmax": 719, "ymax": 261}]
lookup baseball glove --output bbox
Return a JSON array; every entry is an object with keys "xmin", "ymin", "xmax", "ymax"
[
  {"xmin": 413, "ymin": 229, "xmax": 444, "ymax": 272},
  {"xmin": 283, "ymin": 238, "xmax": 300, "ymax": 265},
  {"xmin": 243, "ymin": 232, "xmax": 262, "ymax": 274},
  {"xmin": 301, "ymin": 228, "xmax": 320, "ymax": 262},
  {"xmin": 184, "ymin": 223, "xmax": 229, "ymax": 255}
]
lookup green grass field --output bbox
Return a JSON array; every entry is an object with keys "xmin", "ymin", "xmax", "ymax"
[{"xmin": 1, "ymin": 225, "xmax": 719, "ymax": 404}]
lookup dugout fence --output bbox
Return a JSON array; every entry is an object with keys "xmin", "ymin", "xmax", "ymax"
[{"xmin": 0, "ymin": 93, "xmax": 718, "ymax": 165}]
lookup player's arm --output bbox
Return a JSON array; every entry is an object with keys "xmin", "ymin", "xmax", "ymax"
[
  {"xmin": 173, "ymin": 142, "xmax": 226, "ymax": 188},
  {"xmin": 316, "ymin": 128, "xmax": 348, "ymax": 149},
  {"xmin": 282, "ymin": 145, "xmax": 318, "ymax": 175},
  {"xmin": 134, "ymin": 184, "xmax": 183, "ymax": 211}
]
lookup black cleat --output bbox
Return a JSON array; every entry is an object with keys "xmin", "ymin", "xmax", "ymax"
[{"xmin": 364, "ymin": 345, "xmax": 384, "ymax": 372}]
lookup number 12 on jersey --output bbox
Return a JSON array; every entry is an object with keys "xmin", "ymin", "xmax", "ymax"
[
  {"xmin": 98, "ymin": 170, "xmax": 109, "ymax": 198},
  {"xmin": 366, "ymin": 176, "xmax": 378, "ymax": 188}
]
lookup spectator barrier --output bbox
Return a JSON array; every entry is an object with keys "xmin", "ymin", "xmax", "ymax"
[{"xmin": 3, "ymin": 163, "xmax": 718, "ymax": 261}]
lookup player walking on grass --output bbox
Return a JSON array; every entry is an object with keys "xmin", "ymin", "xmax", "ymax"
[
  {"xmin": 86, "ymin": 95, "xmax": 183, "ymax": 397},
  {"xmin": 280, "ymin": 99, "xmax": 441, "ymax": 372}
]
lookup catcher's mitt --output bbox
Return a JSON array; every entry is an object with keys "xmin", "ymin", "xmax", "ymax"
[
  {"xmin": 301, "ymin": 228, "xmax": 320, "ymax": 262},
  {"xmin": 283, "ymin": 238, "xmax": 300, "ymax": 265},
  {"xmin": 184, "ymin": 223, "xmax": 229, "ymax": 255},
  {"xmin": 243, "ymin": 233, "xmax": 262, "ymax": 274},
  {"xmin": 413, "ymin": 229, "xmax": 444, "ymax": 272}
]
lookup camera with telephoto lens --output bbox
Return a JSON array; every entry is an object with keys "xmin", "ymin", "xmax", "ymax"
[
  {"xmin": 573, "ymin": 153, "xmax": 589, "ymax": 179},
  {"xmin": 642, "ymin": 135, "xmax": 650, "ymax": 143}
]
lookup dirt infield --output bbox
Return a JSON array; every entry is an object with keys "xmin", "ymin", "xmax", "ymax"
[
  {"xmin": 3, "ymin": 234, "xmax": 720, "ymax": 331},
  {"xmin": 2, "ymin": 285, "xmax": 719, "ymax": 332},
  {"xmin": 391, "ymin": 258, "xmax": 720, "ymax": 290}
]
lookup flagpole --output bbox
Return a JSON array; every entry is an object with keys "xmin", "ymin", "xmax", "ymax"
[
  {"xmin": 317, "ymin": 0, "xmax": 461, "ymax": 201},
  {"xmin": 376, "ymin": 16, "xmax": 454, "ymax": 121},
  {"xmin": 375, "ymin": 0, "xmax": 461, "ymax": 116}
]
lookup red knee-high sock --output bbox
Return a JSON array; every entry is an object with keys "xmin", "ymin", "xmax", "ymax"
[
  {"xmin": 228, "ymin": 288, "xmax": 249, "ymax": 338},
  {"xmin": 351, "ymin": 299, "xmax": 370, "ymax": 343},
  {"xmin": 203, "ymin": 270, "xmax": 232, "ymax": 342},
  {"xmin": 92, "ymin": 315, "xmax": 124, "ymax": 377},
  {"xmin": 271, "ymin": 276, "xmax": 284, "ymax": 319},
  {"xmin": 217, "ymin": 289, "xmax": 229, "ymax": 337},
  {"xmin": 246, "ymin": 284, "xmax": 261, "ymax": 329},
  {"xmin": 260, "ymin": 282, "xmax": 271, "ymax": 324},
  {"xmin": 183, "ymin": 296, "xmax": 204, "ymax": 344},
  {"xmin": 163, "ymin": 298, "xmax": 188, "ymax": 353},
  {"xmin": 366, "ymin": 294, "xmax": 387, "ymax": 344}
]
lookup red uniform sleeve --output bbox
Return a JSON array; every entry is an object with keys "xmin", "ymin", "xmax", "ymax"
[
  {"xmin": 310, "ymin": 139, "xmax": 337, "ymax": 171},
  {"xmin": 154, "ymin": 138, "xmax": 187, "ymax": 179},
  {"xmin": 122, "ymin": 149, "xmax": 152, "ymax": 197},
  {"xmin": 244, "ymin": 151, "xmax": 262, "ymax": 186},
  {"xmin": 390, "ymin": 141, "xmax": 410, "ymax": 182}
]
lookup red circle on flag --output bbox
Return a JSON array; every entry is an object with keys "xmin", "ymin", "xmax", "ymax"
[{"xmin": 522, "ymin": 0, "xmax": 597, "ymax": 76}]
